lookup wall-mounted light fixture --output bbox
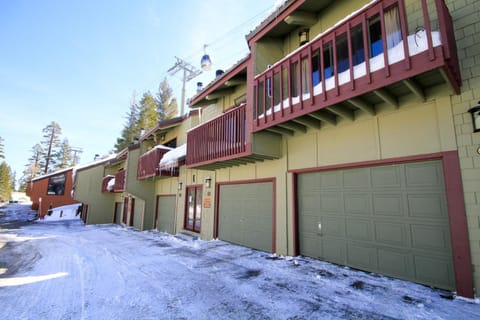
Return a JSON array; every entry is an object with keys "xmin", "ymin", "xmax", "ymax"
[
  {"xmin": 192, "ymin": 174, "xmax": 196, "ymax": 184},
  {"xmin": 205, "ymin": 176, "xmax": 212, "ymax": 189},
  {"xmin": 468, "ymin": 101, "xmax": 480, "ymax": 133},
  {"xmin": 178, "ymin": 182, "xmax": 183, "ymax": 191},
  {"xmin": 298, "ymin": 28, "xmax": 309, "ymax": 46},
  {"xmin": 160, "ymin": 134, "xmax": 166, "ymax": 142}
]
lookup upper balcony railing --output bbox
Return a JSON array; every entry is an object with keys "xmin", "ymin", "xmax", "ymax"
[
  {"xmin": 101, "ymin": 175, "xmax": 115, "ymax": 193},
  {"xmin": 253, "ymin": 0, "xmax": 460, "ymax": 132},
  {"xmin": 137, "ymin": 146, "xmax": 176, "ymax": 179},
  {"xmin": 186, "ymin": 104, "xmax": 247, "ymax": 167},
  {"xmin": 113, "ymin": 169, "xmax": 126, "ymax": 192}
]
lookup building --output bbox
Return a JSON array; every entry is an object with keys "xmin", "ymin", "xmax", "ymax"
[
  {"xmin": 26, "ymin": 167, "xmax": 78, "ymax": 217},
  {"xmin": 183, "ymin": 0, "xmax": 477, "ymax": 298},
  {"xmin": 71, "ymin": 0, "xmax": 479, "ymax": 298}
]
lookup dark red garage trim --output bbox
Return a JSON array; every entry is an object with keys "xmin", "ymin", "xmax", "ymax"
[
  {"xmin": 290, "ymin": 151, "xmax": 474, "ymax": 298},
  {"xmin": 214, "ymin": 178, "xmax": 276, "ymax": 253}
]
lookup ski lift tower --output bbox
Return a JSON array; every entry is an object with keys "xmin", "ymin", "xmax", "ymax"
[{"xmin": 168, "ymin": 57, "xmax": 202, "ymax": 116}]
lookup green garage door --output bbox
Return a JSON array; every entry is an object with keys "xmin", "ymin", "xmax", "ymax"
[
  {"xmin": 297, "ymin": 160, "xmax": 455, "ymax": 290},
  {"xmin": 156, "ymin": 195, "xmax": 176, "ymax": 234},
  {"xmin": 218, "ymin": 182, "xmax": 273, "ymax": 252}
]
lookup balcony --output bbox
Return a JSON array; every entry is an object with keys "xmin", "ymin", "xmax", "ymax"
[
  {"xmin": 186, "ymin": 104, "xmax": 281, "ymax": 169},
  {"xmin": 253, "ymin": 0, "xmax": 460, "ymax": 134},
  {"xmin": 137, "ymin": 146, "xmax": 177, "ymax": 180},
  {"xmin": 101, "ymin": 175, "xmax": 115, "ymax": 193},
  {"xmin": 113, "ymin": 169, "xmax": 126, "ymax": 192}
]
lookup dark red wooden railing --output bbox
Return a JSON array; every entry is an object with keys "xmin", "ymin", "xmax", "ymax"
[
  {"xmin": 113, "ymin": 169, "xmax": 126, "ymax": 192},
  {"xmin": 186, "ymin": 104, "xmax": 247, "ymax": 166},
  {"xmin": 101, "ymin": 175, "xmax": 115, "ymax": 193},
  {"xmin": 253, "ymin": 0, "xmax": 460, "ymax": 132},
  {"xmin": 137, "ymin": 147, "xmax": 173, "ymax": 179}
]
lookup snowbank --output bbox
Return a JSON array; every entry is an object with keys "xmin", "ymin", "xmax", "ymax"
[{"xmin": 37, "ymin": 203, "xmax": 82, "ymax": 222}]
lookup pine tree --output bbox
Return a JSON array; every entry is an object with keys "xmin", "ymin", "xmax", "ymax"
[
  {"xmin": 114, "ymin": 93, "xmax": 141, "ymax": 152},
  {"xmin": 40, "ymin": 122, "xmax": 62, "ymax": 174},
  {"xmin": 0, "ymin": 161, "xmax": 12, "ymax": 201},
  {"xmin": 157, "ymin": 78, "xmax": 178, "ymax": 120},
  {"xmin": 138, "ymin": 91, "xmax": 159, "ymax": 132},
  {"xmin": 57, "ymin": 138, "xmax": 74, "ymax": 169}
]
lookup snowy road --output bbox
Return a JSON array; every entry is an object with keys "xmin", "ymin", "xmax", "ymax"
[{"xmin": 0, "ymin": 204, "xmax": 479, "ymax": 320}]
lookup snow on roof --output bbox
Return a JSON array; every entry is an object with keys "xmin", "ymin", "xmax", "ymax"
[
  {"xmin": 159, "ymin": 144, "xmax": 187, "ymax": 171},
  {"xmin": 143, "ymin": 144, "xmax": 174, "ymax": 156},
  {"xmin": 31, "ymin": 166, "xmax": 75, "ymax": 182}
]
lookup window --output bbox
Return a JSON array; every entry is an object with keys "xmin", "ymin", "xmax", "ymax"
[
  {"xmin": 336, "ymin": 33, "xmax": 349, "ymax": 73},
  {"xmin": 323, "ymin": 41, "xmax": 334, "ymax": 78},
  {"xmin": 47, "ymin": 174, "xmax": 66, "ymax": 195},
  {"xmin": 351, "ymin": 24, "xmax": 365, "ymax": 65},
  {"xmin": 384, "ymin": 5, "xmax": 402, "ymax": 50},
  {"xmin": 369, "ymin": 15, "xmax": 382, "ymax": 57}
]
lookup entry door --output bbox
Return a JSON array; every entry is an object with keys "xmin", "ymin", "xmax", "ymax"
[
  {"xmin": 114, "ymin": 202, "xmax": 122, "ymax": 224},
  {"xmin": 122, "ymin": 198, "xmax": 128, "ymax": 224},
  {"xmin": 185, "ymin": 186, "xmax": 202, "ymax": 232},
  {"xmin": 156, "ymin": 195, "xmax": 176, "ymax": 234}
]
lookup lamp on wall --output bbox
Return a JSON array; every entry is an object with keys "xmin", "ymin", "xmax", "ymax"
[
  {"xmin": 298, "ymin": 28, "xmax": 309, "ymax": 46},
  {"xmin": 178, "ymin": 182, "xmax": 183, "ymax": 191},
  {"xmin": 205, "ymin": 176, "xmax": 212, "ymax": 189},
  {"xmin": 468, "ymin": 101, "xmax": 480, "ymax": 133}
]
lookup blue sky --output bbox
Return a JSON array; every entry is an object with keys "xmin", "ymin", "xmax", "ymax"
[{"xmin": 0, "ymin": 0, "xmax": 277, "ymax": 181}]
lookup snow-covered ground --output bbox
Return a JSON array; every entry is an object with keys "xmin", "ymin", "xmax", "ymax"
[{"xmin": 0, "ymin": 204, "xmax": 478, "ymax": 320}]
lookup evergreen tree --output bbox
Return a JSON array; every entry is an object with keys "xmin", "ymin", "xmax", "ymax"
[
  {"xmin": 0, "ymin": 161, "xmax": 12, "ymax": 201},
  {"xmin": 157, "ymin": 78, "xmax": 178, "ymax": 120},
  {"xmin": 0, "ymin": 136, "xmax": 4, "ymax": 159},
  {"xmin": 40, "ymin": 121, "xmax": 62, "ymax": 174},
  {"xmin": 57, "ymin": 138, "xmax": 74, "ymax": 169},
  {"xmin": 138, "ymin": 91, "xmax": 159, "ymax": 132},
  {"xmin": 114, "ymin": 93, "xmax": 141, "ymax": 152}
]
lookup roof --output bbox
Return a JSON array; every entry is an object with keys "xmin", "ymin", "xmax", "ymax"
[
  {"xmin": 31, "ymin": 167, "xmax": 74, "ymax": 182},
  {"xmin": 189, "ymin": 55, "xmax": 249, "ymax": 107},
  {"xmin": 140, "ymin": 109, "xmax": 200, "ymax": 142}
]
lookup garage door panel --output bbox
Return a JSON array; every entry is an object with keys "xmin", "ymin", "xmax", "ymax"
[
  {"xmin": 346, "ymin": 219, "xmax": 373, "ymax": 241},
  {"xmin": 407, "ymin": 193, "xmax": 447, "ymax": 219},
  {"xmin": 322, "ymin": 216, "xmax": 345, "ymax": 237},
  {"xmin": 371, "ymin": 166, "xmax": 402, "ymax": 188},
  {"xmin": 374, "ymin": 222, "xmax": 408, "ymax": 247},
  {"xmin": 298, "ymin": 160, "xmax": 454, "ymax": 290},
  {"xmin": 299, "ymin": 214, "xmax": 318, "ymax": 234},
  {"xmin": 347, "ymin": 243, "xmax": 377, "ymax": 270},
  {"xmin": 378, "ymin": 249, "xmax": 414, "ymax": 278},
  {"xmin": 300, "ymin": 234, "xmax": 320, "ymax": 258},
  {"xmin": 344, "ymin": 193, "xmax": 372, "ymax": 215},
  {"xmin": 411, "ymin": 224, "xmax": 451, "ymax": 252},
  {"xmin": 343, "ymin": 168, "xmax": 370, "ymax": 188},
  {"xmin": 218, "ymin": 182, "xmax": 273, "ymax": 252},
  {"xmin": 319, "ymin": 171, "xmax": 342, "ymax": 189},
  {"xmin": 405, "ymin": 162, "xmax": 444, "ymax": 188},
  {"xmin": 414, "ymin": 255, "xmax": 454, "ymax": 289},
  {"xmin": 245, "ymin": 230, "xmax": 271, "ymax": 252},
  {"xmin": 319, "ymin": 192, "xmax": 342, "ymax": 213},
  {"xmin": 373, "ymin": 194, "xmax": 404, "ymax": 217},
  {"xmin": 321, "ymin": 238, "xmax": 346, "ymax": 264}
]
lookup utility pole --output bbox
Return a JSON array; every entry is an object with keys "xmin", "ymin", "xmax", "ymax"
[
  {"xmin": 71, "ymin": 147, "xmax": 83, "ymax": 165},
  {"xmin": 167, "ymin": 57, "xmax": 202, "ymax": 116}
]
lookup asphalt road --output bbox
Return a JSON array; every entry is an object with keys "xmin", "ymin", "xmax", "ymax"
[{"xmin": 0, "ymin": 204, "xmax": 478, "ymax": 320}]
